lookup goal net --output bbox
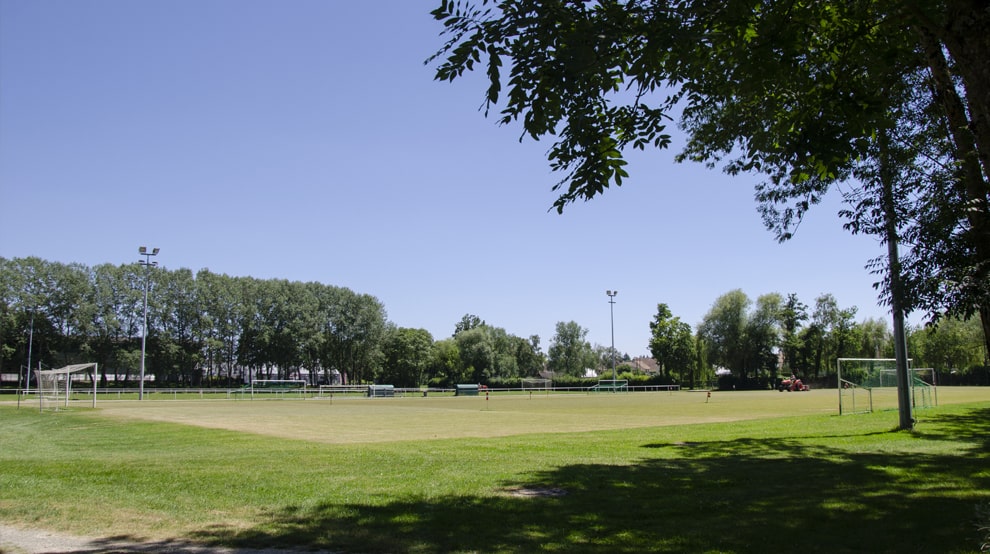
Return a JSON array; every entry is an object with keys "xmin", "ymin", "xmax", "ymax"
[
  {"xmin": 521, "ymin": 378, "xmax": 551, "ymax": 391},
  {"xmin": 593, "ymin": 379, "xmax": 628, "ymax": 392},
  {"xmin": 837, "ymin": 358, "xmax": 936, "ymax": 414},
  {"xmin": 37, "ymin": 363, "xmax": 98, "ymax": 411},
  {"xmin": 249, "ymin": 379, "xmax": 306, "ymax": 390},
  {"xmin": 244, "ymin": 379, "xmax": 307, "ymax": 399}
]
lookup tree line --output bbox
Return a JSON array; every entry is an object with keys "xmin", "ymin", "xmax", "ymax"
[
  {"xmin": 651, "ymin": 291, "xmax": 988, "ymax": 389},
  {"xmin": 2, "ymin": 257, "xmax": 985, "ymax": 390},
  {"xmin": 0, "ymin": 257, "xmax": 554, "ymax": 388}
]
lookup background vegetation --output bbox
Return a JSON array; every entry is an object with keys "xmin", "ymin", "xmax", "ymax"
[{"xmin": 2, "ymin": 256, "xmax": 987, "ymax": 391}]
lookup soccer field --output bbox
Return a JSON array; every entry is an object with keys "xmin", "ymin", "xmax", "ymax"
[
  {"xmin": 91, "ymin": 387, "xmax": 989, "ymax": 443},
  {"xmin": 2, "ymin": 388, "xmax": 989, "ymax": 553}
]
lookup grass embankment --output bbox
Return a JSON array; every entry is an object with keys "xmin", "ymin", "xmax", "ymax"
[{"xmin": 1, "ymin": 392, "xmax": 988, "ymax": 553}]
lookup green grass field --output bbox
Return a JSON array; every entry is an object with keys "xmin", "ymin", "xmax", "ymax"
[{"xmin": 2, "ymin": 388, "xmax": 989, "ymax": 553}]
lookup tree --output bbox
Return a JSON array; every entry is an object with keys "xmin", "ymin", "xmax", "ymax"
[
  {"xmin": 908, "ymin": 317, "xmax": 985, "ymax": 373},
  {"xmin": 807, "ymin": 294, "xmax": 858, "ymax": 378},
  {"xmin": 380, "ymin": 326, "xmax": 434, "ymax": 387},
  {"xmin": 514, "ymin": 334, "xmax": 545, "ymax": 377},
  {"xmin": 428, "ymin": 0, "xmax": 990, "ymax": 370},
  {"xmin": 779, "ymin": 294, "xmax": 808, "ymax": 374},
  {"xmin": 155, "ymin": 267, "xmax": 203, "ymax": 386},
  {"xmin": 854, "ymin": 318, "xmax": 893, "ymax": 359},
  {"xmin": 427, "ymin": 337, "xmax": 464, "ymax": 385},
  {"xmin": 196, "ymin": 270, "xmax": 242, "ymax": 385},
  {"xmin": 698, "ymin": 290, "xmax": 750, "ymax": 378},
  {"xmin": 648, "ymin": 303, "xmax": 695, "ymax": 383},
  {"xmin": 453, "ymin": 314, "xmax": 485, "ymax": 336},
  {"xmin": 743, "ymin": 293, "xmax": 783, "ymax": 378},
  {"xmin": 86, "ymin": 263, "xmax": 133, "ymax": 386},
  {"xmin": 454, "ymin": 326, "xmax": 495, "ymax": 382},
  {"xmin": 323, "ymin": 290, "xmax": 387, "ymax": 384},
  {"xmin": 593, "ymin": 343, "xmax": 623, "ymax": 376},
  {"xmin": 547, "ymin": 321, "xmax": 595, "ymax": 377}
]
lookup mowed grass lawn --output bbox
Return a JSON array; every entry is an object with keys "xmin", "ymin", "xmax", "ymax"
[{"xmin": 1, "ymin": 388, "xmax": 989, "ymax": 553}]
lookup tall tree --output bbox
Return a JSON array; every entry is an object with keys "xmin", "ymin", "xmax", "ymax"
[
  {"xmin": 808, "ymin": 293, "xmax": 858, "ymax": 377},
  {"xmin": 908, "ymin": 317, "xmax": 985, "ymax": 373},
  {"xmin": 854, "ymin": 317, "xmax": 893, "ymax": 359},
  {"xmin": 514, "ymin": 334, "xmax": 545, "ymax": 377},
  {"xmin": 779, "ymin": 293, "xmax": 808, "ymax": 374},
  {"xmin": 698, "ymin": 290, "xmax": 750, "ymax": 378},
  {"xmin": 86, "ymin": 263, "xmax": 132, "ymax": 386},
  {"xmin": 196, "ymin": 270, "xmax": 242, "ymax": 385},
  {"xmin": 547, "ymin": 320, "xmax": 595, "ymax": 377},
  {"xmin": 453, "ymin": 314, "xmax": 485, "ymax": 336},
  {"xmin": 744, "ymin": 293, "xmax": 783, "ymax": 378},
  {"xmin": 648, "ymin": 303, "xmax": 695, "ymax": 383},
  {"xmin": 380, "ymin": 326, "xmax": 435, "ymax": 387},
  {"xmin": 427, "ymin": 337, "xmax": 465, "ymax": 385},
  {"xmin": 455, "ymin": 325, "xmax": 496, "ymax": 383}
]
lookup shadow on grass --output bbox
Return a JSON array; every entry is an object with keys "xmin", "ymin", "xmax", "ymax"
[{"xmin": 187, "ymin": 409, "xmax": 990, "ymax": 553}]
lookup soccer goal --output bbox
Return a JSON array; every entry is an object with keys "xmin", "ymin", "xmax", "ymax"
[
  {"xmin": 246, "ymin": 379, "xmax": 307, "ymax": 398},
  {"xmin": 36, "ymin": 363, "xmax": 98, "ymax": 412},
  {"xmin": 521, "ymin": 378, "xmax": 551, "ymax": 392},
  {"xmin": 593, "ymin": 379, "xmax": 628, "ymax": 392},
  {"xmin": 837, "ymin": 358, "xmax": 936, "ymax": 415}
]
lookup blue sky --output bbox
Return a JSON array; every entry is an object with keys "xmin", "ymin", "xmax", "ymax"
[{"xmin": 0, "ymin": 1, "xmax": 894, "ymax": 357}]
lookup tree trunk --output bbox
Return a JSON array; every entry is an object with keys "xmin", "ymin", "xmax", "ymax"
[
  {"xmin": 914, "ymin": 16, "xmax": 990, "ymax": 355},
  {"xmin": 879, "ymin": 129, "xmax": 914, "ymax": 430},
  {"xmin": 939, "ymin": 0, "xmax": 990, "ymax": 184}
]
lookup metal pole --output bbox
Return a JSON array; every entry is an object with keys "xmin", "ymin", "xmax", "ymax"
[
  {"xmin": 25, "ymin": 313, "xmax": 33, "ymax": 393},
  {"xmin": 140, "ymin": 267, "xmax": 149, "ymax": 400},
  {"xmin": 138, "ymin": 247, "xmax": 159, "ymax": 401},
  {"xmin": 607, "ymin": 291, "xmax": 618, "ymax": 385}
]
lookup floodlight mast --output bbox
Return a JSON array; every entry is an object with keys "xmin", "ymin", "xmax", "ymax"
[
  {"xmin": 606, "ymin": 290, "xmax": 618, "ymax": 384},
  {"xmin": 138, "ymin": 246, "xmax": 160, "ymax": 400}
]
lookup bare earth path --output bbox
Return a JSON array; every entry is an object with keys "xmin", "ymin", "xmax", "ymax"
[{"xmin": 0, "ymin": 524, "xmax": 329, "ymax": 554}]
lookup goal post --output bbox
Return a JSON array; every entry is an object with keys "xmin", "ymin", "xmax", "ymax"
[
  {"xmin": 245, "ymin": 379, "xmax": 307, "ymax": 399},
  {"xmin": 248, "ymin": 379, "xmax": 307, "ymax": 390},
  {"xmin": 520, "ymin": 378, "xmax": 551, "ymax": 391},
  {"xmin": 36, "ymin": 363, "xmax": 98, "ymax": 411},
  {"xmin": 837, "ymin": 358, "xmax": 935, "ymax": 414},
  {"xmin": 593, "ymin": 379, "xmax": 629, "ymax": 392}
]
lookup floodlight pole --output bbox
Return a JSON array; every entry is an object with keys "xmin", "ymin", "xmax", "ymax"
[
  {"xmin": 25, "ymin": 312, "xmax": 34, "ymax": 393},
  {"xmin": 606, "ymin": 290, "xmax": 618, "ymax": 385},
  {"xmin": 138, "ymin": 246, "xmax": 159, "ymax": 401}
]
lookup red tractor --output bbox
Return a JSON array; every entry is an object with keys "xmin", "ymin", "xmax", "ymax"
[{"xmin": 778, "ymin": 376, "xmax": 809, "ymax": 392}]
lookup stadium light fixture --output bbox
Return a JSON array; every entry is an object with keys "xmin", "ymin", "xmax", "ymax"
[
  {"xmin": 138, "ymin": 246, "xmax": 160, "ymax": 400},
  {"xmin": 606, "ymin": 290, "xmax": 618, "ymax": 385}
]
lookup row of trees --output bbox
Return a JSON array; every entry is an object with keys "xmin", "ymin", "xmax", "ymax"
[
  {"xmin": 0, "ymin": 257, "xmax": 389, "ymax": 386},
  {"xmin": 650, "ymin": 291, "xmax": 989, "ymax": 388},
  {"xmin": 3, "ymin": 257, "xmax": 985, "ymax": 389},
  {"xmin": 0, "ymin": 257, "xmax": 589, "ymax": 388}
]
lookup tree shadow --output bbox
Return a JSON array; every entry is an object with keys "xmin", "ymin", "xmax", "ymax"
[
  {"xmin": 183, "ymin": 411, "xmax": 990, "ymax": 553},
  {"xmin": 913, "ymin": 406, "xmax": 990, "ymax": 449}
]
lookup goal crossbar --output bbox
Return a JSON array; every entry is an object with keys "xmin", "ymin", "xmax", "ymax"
[
  {"xmin": 837, "ymin": 358, "xmax": 937, "ymax": 415},
  {"xmin": 36, "ymin": 363, "xmax": 98, "ymax": 411}
]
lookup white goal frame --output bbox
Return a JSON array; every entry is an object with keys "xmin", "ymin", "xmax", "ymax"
[
  {"xmin": 245, "ymin": 379, "xmax": 307, "ymax": 399},
  {"xmin": 36, "ymin": 363, "xmax": 98, "ymax": 412},
  {"xmin": 837, "ymin": 358, "xmax": 936, "ymax": 415},
  {"xmin": 248, "ymin": 379, "xmax": 307, "ymax": 390},
  {"xmin": 521, "ymin": 378, "xmax": 551, "ymax": 391}
]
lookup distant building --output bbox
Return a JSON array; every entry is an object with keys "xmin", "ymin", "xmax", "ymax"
[{"xmin": 629, "ymin": 357, "xmax": 659, "ymax": 374}]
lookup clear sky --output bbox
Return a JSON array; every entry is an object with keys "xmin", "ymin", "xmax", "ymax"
[{"xmin": 0, "ymin": 1, "xmax": 896, "ymax": 357}]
